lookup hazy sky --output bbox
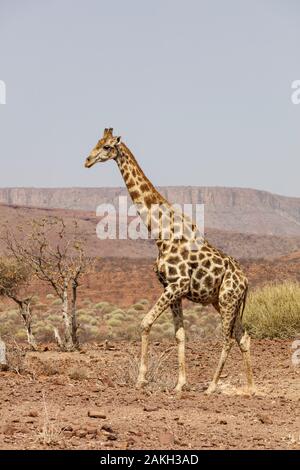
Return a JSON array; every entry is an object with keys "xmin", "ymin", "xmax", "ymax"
[{"xmin": 0, "ymin": 0, "xmax": 299, "ymax": 196}]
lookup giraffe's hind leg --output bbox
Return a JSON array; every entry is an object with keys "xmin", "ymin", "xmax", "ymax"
[
  {"xmin": 171, "ymin": 299, "xmax": 186, "ymax": 393},
  {"xmin": 205, "ymin": 311, "xmax": 234, "ymax": 395},
  {"xmin": 233, "ymin": 318, "xmax": 256, "ymax": 394},
  {"xmin": 206, "ymin": 282, "xmax": 256, "ymax": 395}
]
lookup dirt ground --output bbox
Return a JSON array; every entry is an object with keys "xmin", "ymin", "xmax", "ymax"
[{"xmin": 0, "ymin": 339, "xmax": 299, "ymax": 450}]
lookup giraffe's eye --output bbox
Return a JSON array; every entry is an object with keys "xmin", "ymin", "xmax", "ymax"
[{"xmin": 103, "ymin": 145, "xmax": 110, "ymax": 151}]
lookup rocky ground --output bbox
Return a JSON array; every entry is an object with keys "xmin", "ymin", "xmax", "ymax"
[{"xmin": 0, "ymin": 339, "xmax": 299, "ymax": 450}]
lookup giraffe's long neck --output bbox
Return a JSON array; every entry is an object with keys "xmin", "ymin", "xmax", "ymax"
[{"xmin": 115, "ymin": 143, "xmax": 174, "ymax": 242}]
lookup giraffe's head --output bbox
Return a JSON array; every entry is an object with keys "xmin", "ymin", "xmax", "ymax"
[{"xmin": 85, "ymin": 128, "xmax": 121, "ymax": 168}]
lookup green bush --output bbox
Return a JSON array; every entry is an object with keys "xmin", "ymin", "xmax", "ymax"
[
  {"xmin": 94, "ymin": 301, "xmax": 110, "ymax": 309},
  {"xmin": 77, "ymin": 309, "xmax": 89, "ymax": 316},
  {"xmin": 5, "ymin": 309, "xmax": 19, "ymax": 320},
  {"xmin": 30, "ymin": 295, "xmax": 40, "ymax": 305},
  {"xmin": 78, "ymin": 313, "xmax": 92, "ymax": 323},
  {"xmin": 110, "ymin": 308, "xmax": 125, "ymax": 317},
  {"xmin": 132, "ymin": 303, "xmax": 145, "ymax": 311},
  {"xmin": 126, "ymin": 308, "xmax": 138, "ymax": 316},
  {"xmin": 15, "ymin": 330, "xmax": 27, "ymax": 340},
  {"xmin": 106, "ymin": 318, "xmax": 122, "ymax": 328}
]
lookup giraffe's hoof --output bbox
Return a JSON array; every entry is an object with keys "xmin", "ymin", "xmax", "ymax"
[
  {"xmin": 245, "ymin": 385, "xmax": 258, "ymax": 396},
  {"xmin": 135, "ymin": 379, "xmax": 148, "ymax": 389},
  {"xmin": 205, "ymin": 384, "xmax": 217, "ymax": 395},
  {"xmin": 174, "ymin": 382, "xmax": 188, "ymax": 394}
]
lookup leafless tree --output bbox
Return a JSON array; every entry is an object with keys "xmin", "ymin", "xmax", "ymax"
[
  {"xmin": 4, "ymin": 217, "xmax": 92, "ymax": 352},
  {"xmin": 0, "ymin": 257, "xmax": 37, "ymax": 350}
]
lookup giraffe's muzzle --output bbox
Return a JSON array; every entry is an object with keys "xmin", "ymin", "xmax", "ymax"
[{"xmin": 85, "ymin": 157, "xmax": 95, "ymax": 168}]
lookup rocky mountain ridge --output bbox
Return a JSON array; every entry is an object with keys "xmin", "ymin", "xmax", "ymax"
[{"xmin": 0, "ymin": 186, "xmax": 300, "ymax": 236}]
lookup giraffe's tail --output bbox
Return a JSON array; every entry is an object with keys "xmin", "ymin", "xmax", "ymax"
[{"xmin": 239, "ymin": 284, "xmax": 248, "ymax": 321}]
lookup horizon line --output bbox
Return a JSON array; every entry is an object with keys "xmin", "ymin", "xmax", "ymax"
[{"xmin": 0, "ymin": 185, "xmax": 299, "ymax": 200}]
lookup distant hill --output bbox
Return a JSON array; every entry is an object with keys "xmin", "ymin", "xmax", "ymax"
[
  {"xmin": 1, "ymin": 203, "xmax": 300, "ymax": 260},
  {"xmin": 1, "ymin": 201, "xmax": 300, "ymax": 303},
  {"xmin": 0, "ymin": 186, "xmax": 300, "ymax": 236}
]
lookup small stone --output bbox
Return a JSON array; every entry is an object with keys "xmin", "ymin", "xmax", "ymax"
[
  {"xmin": 88, "ymin": 410, "xmax": 106, "ymax": 419},
  {"xmin": 70, "ymin": 436, "xmax": 78, "ymax": 446},
  {"xmin": 28, "ymin": 410, "xmax": 38, "ymax": 418},
  {"xmin": 104, "ymin": 340, "xmax": 115, "ymax": 351},
  {"xmin": 101, "ymin": 376, "xmax": 114, "ymax": 387},
  {"xmin": 2, "ymin": 424, "xmax": 16, "ymax": 435},
  {"xmin": 51, "ymin": 377, "xmax": 65, "ymax": 386},
  {"xmin": 18, "ymin": 426, "xmax": 28, "ymax": 434},
  {"xmin": 143, "ymin": 405, "xmax": 159, "ymax": 412},
  {"xmin": 76, "ymin": 429, "xmax": 87, "ymax": 438},
  {"xmin": 62, "ymin": 424, "xmax": 73, "ymax": 432},
  {"xmin": 174, "ymin": 437, "xmax": 188, "ymax": 446},
  {"xmin": 258, "ymin": 413, "xmax": 273, "ymax": 425},
  {"xmin": 159, "ymin": 431, "xmax": 174, "ymax": 446},
  {"xmin": 219, "ymin": 419, "xmax": 227, "ymax": 425},
  {"xmin": 126, "ymin": 437, "xmax": 135, "ymax": 447},
  {"xmin": 101, "ymin": 424, "xmax": 114, "ymax": 433},
  {"xmin": 86, "ymin": 426, "xmax": 98, "ymax": 435}
]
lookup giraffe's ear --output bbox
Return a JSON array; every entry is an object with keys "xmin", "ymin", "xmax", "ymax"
[{"xmin": 115, "ymin": 136, "xmax": 121, "ymax": 146}]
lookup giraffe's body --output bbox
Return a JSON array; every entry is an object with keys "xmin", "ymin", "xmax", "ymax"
[{"xmin": 85, "ymin": 128, "xmax": 255, "ymax": 395}]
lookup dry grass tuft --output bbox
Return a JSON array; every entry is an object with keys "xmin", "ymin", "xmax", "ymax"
[
  {"xmin": 116, "ymin": 346, "xmax": 176, "ymax": 390},
  {"xmin": 68, "ymin": 366, "xmax": 89, "ymax": 380},
  {"xmin": 4, "ymin": 336, "xmax": 27, "ymax": 374},
  {"xmin": 37, "ymin": 393, "xmax": 62, "ymax": 446},
  {"xmin": 244, "ymin": 281, "xmax": 300, "ymax": 339}
]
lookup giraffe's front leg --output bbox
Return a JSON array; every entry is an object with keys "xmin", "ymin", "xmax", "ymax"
[
  {"xmin": 135, "ymin": 313, "xmax": 152, "ymax": 389},
  {"xmin": 136, "ymin": 281, "xmax": 189, "ymax": 389},
  {"xmin": 171, "ymin": 300, "xmax": 186, "ymax": 394}
]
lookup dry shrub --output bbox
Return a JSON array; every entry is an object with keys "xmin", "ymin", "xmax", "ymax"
[
  {"xmin": 37, "ymin": 393, "xmax": 62, "ymax": 446},
  {"xmin": 3, "ymin": 336, "xmax": 27, "ymax": 374},
  {"xmin": 116, "ymin": 346, "xmax": 176, "ymax": 390},
  {"xmin": 42, "ymin": 362, "xmax": 60, "ymax": 376},
  {"xmin": 68, "ymin": 366, "xmax": 89, "ymax": 380},
  {"xmin": 243, "ymin": 281, "xmax": 300, "ymax": 339}
]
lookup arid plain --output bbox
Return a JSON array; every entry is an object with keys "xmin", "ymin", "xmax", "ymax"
[{"xmin": 0, "ymin": 186, "xmax": 299, "ymax": 449}]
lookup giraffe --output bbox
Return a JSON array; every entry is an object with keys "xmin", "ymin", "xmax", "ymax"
[{"xmin": 85, "ymin": 128, "xmax": 255, "ymax": 395}]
